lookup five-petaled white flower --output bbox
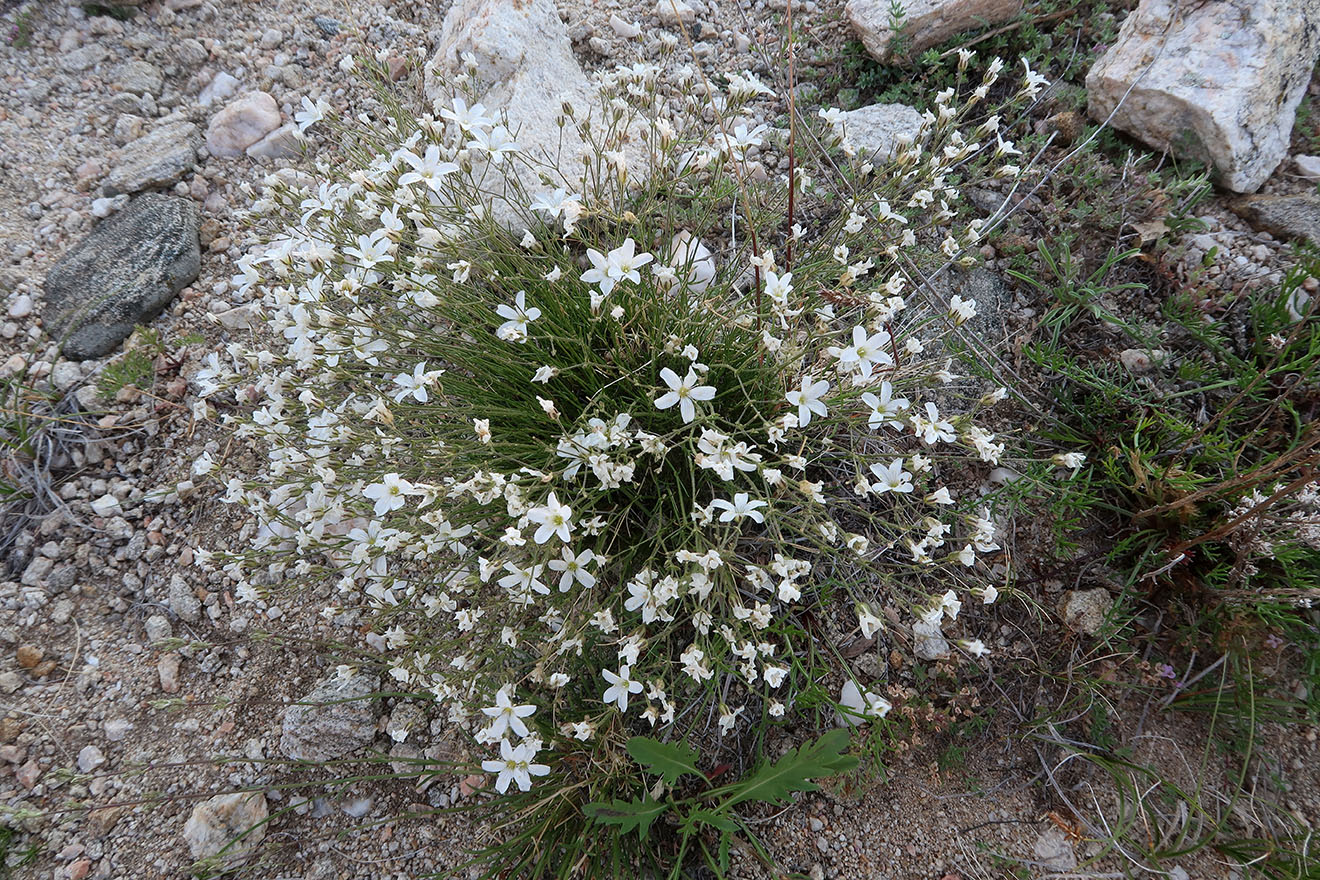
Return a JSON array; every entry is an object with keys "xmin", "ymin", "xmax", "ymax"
[
  {"xmin": 581, "ymin": 239, "xmax": 654, "ymax": 297},
  {"xmin": 912, "ymin": 401, "xmax": 956, "ymax": 445},
  {"xmin": 480, "ymin": 684, "xmax": 537, "ymax": 740},
  {"xmin": 398, "ymin": 145, "xmax": 458, "ymax": 193},
  {"xmin": 468, "ymin": 125, "xmax": 519, "ymax": 162},
  {"xmin": 710, "ymin": 492, "xmax": 767, "ymax": 524},
  {"xmin": 869, "ymin": 459, "xmax": 913, "ymax": 495},
  {"xmin": 785, "ymin": 375, "xmax": 829, "ymax": 426},
  {"xmin": 602, "ymin": 664, "xmax": 643, "ymax": 711},
  {"xmin": 654, "ymin": 367, "xmax": 715, "ymax": 424},
  {"xmin": 363, "ymin": 472, "xmax": 413, "ymax": 516},
  {"xmin": 527, "ymin": 492, "xmax": 573, "ymax": 544},
  {"xmin": 547, "ymin": 547, "xmax": 596, "ymax": 591},
  {"xmin": 481, "ymin": 738, "xmax": 550, "ymax": 793},
  {"xmin": 391, "ymin": 362, "xmax": 443, "ymax": 403},
  {"xmin": 860, "ymin": 381, "xmax": 910, "ymax": 430},
  {"xmin": 440, "ymin": 96, "xmax": 494, "ymax": 132},
  {"xmin": 495, "ymin": 290, "xmax": 541, "ymax": 343},
  {"xmin": 828, "ymin": 325, "xmax": 894, "ymax": 379}
]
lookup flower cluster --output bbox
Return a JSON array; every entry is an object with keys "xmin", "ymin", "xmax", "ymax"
[{"xmin": 197, "ymin": 51, "xmax": 1062, "ymax": 803}]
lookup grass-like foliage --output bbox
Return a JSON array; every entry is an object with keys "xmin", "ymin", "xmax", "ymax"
[{"xmin": 196, "ymin": 50, "xmax": 1070, "ymax": 876}]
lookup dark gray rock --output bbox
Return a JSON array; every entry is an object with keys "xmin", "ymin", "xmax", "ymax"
[
  {"xmin": 102, "ymin": 120, "xmax": 200, "ymax": 196},
  {"xmin": 1232, "ymin": 194, "xmax": 1320, "ymax": 246},
  {"xmin": 280, "ymin": 672, "xmax": 381, "ymax": 762},
  {"xmin": 43, "ymin": 194, "xmax": 200, "ymax": 361},
  {"xmin": 313, "ymin": 16, "xmax": 342, "ymax": 36}
]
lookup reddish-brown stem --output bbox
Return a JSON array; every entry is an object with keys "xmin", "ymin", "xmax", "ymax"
[{"xmin": 784, "ymin": 0, "xmax": 797, "ymax": 272}]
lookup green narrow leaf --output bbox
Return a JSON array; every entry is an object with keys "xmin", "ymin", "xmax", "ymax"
[
  {"xmin": 720, "ymin": 729, "xmax": 858, "ymax": 809},
  {"xmin": 583, "ymin": 798, "xmax": 669, "ymax": 841},
  {"xmin": 626, "ymin": 736, "xmax": 702, "ymax": 785}
]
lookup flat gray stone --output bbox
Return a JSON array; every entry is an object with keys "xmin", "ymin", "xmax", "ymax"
[
  {"xmin": 840, "ymin": 103, "xmax": 923, "ymax": 162},
  {"xmin": 43, "ymin": 194, "xmax": 200, "ymax": 361},
  {"xmin": 112, "ymin": 59, "xmax": 164, "ymax": 97},
  {"xmin": 280, "ymin": 672, "xmax": 381, "ymax": 762},
  {"xmin": 102, "ymin": 120, "xmax": 200, "ymax": 196},
  {"xmin": 1232, "ymin": 194, "xmax": 1320, "ymax": 246}
]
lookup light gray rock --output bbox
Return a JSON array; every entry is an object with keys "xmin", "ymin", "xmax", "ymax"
[
  {"xmin": 913, "ymin": 620, "xmax": 949, "ymax": 660},
  {"xmin": 77, "ymin": 745, "xmax": 106, "ymax": 773},
  {"xmin": 246, "ymin": 123, "xmax": 304, "ymax": 160},
  {"xmin": 1295, "ymin": 154, "xmax": 1320, "ymax": 179},
  {"xmin": 102, "ymin": 120, "xmax": 200, "ymax": 196},
  {"xmin": 169, "ymin": 572, "xmax": 202, "ymax": 623},
  {"xmin": 1232, "ymin": 194, "xmax": 1320, "ymax": 246},
  {"xmin": 1060, "ymin": 588, "xmax": 1114, "ymax": 636},
  {"xmin": 144, "ymin": 614, "xmax": 173, "ymax": 643},
  {"xmin": 279, "ymin": 672, "xmax": 381, "ymax": 762},
  {"xmin": 60, "ymin": 44, "xmax": 109, "ymax": 72},
  {"xmin": 199, "ymin": 71, "xmax": 240, "ymax": 108},
  {"xmin": 840, "ymin": 103, "xmax": 923, "ymax": 162},
  {"xmin": 1033, "ymin": 826, "xmax": 1078, "ymax": 871},
  {"xmin": 42, "ymin": 194, "xmax": 200, "ymax": 360},
  {"xmin": 1086, "ymin": 0, "xmax": 1320, "ymax": 193},
  {"xmin": 425, "ymin": 0, "xmax": 641, "ymax": 228},
  {"xmin": 847, "ymin": 0, "xmax": 1021, "ymax": 62},
  {"xmin": 207, "ymin": 92, "xmax": 282, "ymax": 158},
  {"xmin": 113, "ymin": 59, "xmax": 164, "ymax": 97},
  {"xmin": 182, "ymin": 792, "xmax": 268, "ymax": 868},
  {"xmin": 655, "ymin": 0, "xmax": 695, "ymax": 25}
]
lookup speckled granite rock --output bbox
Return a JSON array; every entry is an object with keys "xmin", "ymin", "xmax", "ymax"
[
  {"xmin": 102, "ymin": 120, "xmax": 200, "ymax": 196},
  {"xmin": 42, "ymin": 194, "xmax": 200, "ymax": 360},
  {"xmin": 848, "ymin": 0, "xmax": 1021, "ymax": 62},
  {"xmin": 1086, "ymin": 0, "xmax": 1320, "ymax": 193}
]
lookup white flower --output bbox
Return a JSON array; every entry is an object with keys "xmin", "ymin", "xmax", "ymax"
[
  {"xmin": 530, "ymin": 187, "xmax": 582, "ymax": 220},
  {"xmin": 391, "ymin": 361, "xmax": 442, "ymax": 403},
  {"xmin": 398, "ymin": 145, "xmax": 458, "ymax": 193},
  {"xmin": 949, "ymin": 294, "xmax": 977, "ymax": 324},
  {"xmin": 828, "ymin": 325, "xmax": 894, "ymax": 379},
  {"xmin": 654, "ymin": 367, "xmax": 716, "ymax": 424},
  {"xmin": 495, "ymin": 290, "xmax": 541, "ymax": 343},
  {"xmin": 294, "ymin": 96, "xmax": 327, "ymax": 133},
  {"xmin": 527, "ymin": 491, "xmax": 573, "ymax": 543},
  {"xmin": 363, "ymin": 472, "xmax": 413, "ymax": 516},
  {"xmin": 480, "ymin": 684, "xmax": 536, "ymax": 740},
  {"xmin": 860, "ymin": 381, "xmax": 910, "ymax": 430},
  {"xmin": 710, "ymin": 492, "xmax": 767, "ymax": 524},
  {"xmin": 959, "ymin": 639, "xmax": 989, "ymax": 658},
  {"xmin": 473, "ymin": 418, "xmax": 492, "ymax": 444},
  {"xmin": 468, "ymin": 124, "xmax": 519, "ymax": 162},
  {"xmin": 785, "ymin": 375, "xmax": 829, "ymax": 426},
  {"xmin": 857, "ymin": 604, "xmax": 884, "ymax": 639},
  {"xmin": 1052, "ymin": 452, "xmax": 1087, "ymax": 470},
  {"xmin": 602, "ymin": 665, "xmax": 643, "ymax": 711},
  {"xmin": 547, "ymin": 547, "xmax": 596, "ymax": 591},
  {"xmin": 869, "ymin": 459, "xmax": 913, "ymax": 495},
  {"xmin": 532, "ymin": 365, "xmax": 558, "ymax": 384},
  {"xmin": 481, "ymin": 739, "xmax": 550, "ymax": 793},
  {"xmin": 440, "ymin": 96, "xmax": 493, "ymax": 132},
  {"xmin": 581, "ymin": 239, "xmax": 654, "ymax": 297},
  {"xmin": 912, "ymin": 401, "xmax": 956, "ymax": 445}
]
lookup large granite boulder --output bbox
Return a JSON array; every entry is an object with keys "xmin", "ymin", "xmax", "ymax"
[
  {"xmin": 43, "ymin": 194, "xmax": 200, "ymax": 360},
  {"xmin": 847, "ymin": 0, "xmax": 1022, "ymax": 62},
  {"xmin": 1086, "ymin": 0, "xmax": 1320, "ymax": 193}
]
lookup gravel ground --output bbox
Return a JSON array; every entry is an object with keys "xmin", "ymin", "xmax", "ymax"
[{"xmin": 1, "ymin": 0, "xmax": 1317, "ymax": 878}]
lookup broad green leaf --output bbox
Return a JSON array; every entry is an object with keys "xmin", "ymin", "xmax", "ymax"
[
  {"xmin": 684, "ymin": 809, "xmax": 739, "ymax": 833},
  {"xmin": 626, "ymin": 737, "xmax": 701, "ymax": 785},
  {"xmin": 583, "ymin": 798, "xmax": 669, "ymax": 841},
  {"xmin": 720, "ymin": 729, "xmax": 858, "ymax": 809}
]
